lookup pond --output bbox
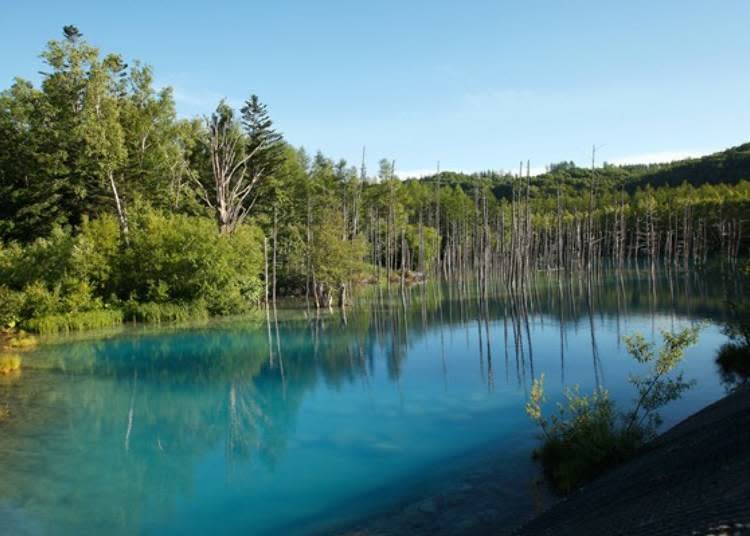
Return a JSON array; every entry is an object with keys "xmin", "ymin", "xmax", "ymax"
[{"xmin": 0, "ymin": 270, "xmax": 740, "ymax": 535}]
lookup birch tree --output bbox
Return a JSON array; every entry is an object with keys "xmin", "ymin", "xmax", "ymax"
[{"xmin": 78, "ymin": 53, "xmax": 129, "ymax": 242}]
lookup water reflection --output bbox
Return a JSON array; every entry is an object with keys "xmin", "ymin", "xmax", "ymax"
[
  {"xmin": 0, "ymin": 269, "xmax": 740, "ymax": 535},
  {"xmin": 713, "ymin": 273, "xmax": 750, "ymax": 392}
]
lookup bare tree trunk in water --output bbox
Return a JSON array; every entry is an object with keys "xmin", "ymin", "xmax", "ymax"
[
  {"xmin": 338, "ymin": 283, "xmax": 347, "ymax": 308},
  {"xmin": 264, "ymin": 237, "xmax": 273, "ymax": 365},
  {"xmin": 587, "ymin": 145, "xmax": 596, "ymax": 271},
  {"xmin": 434, "ymin": 161, "xmax": 441, "ymax": 278}
]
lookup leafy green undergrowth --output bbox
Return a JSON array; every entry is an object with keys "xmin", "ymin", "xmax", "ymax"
[
  {"xmin": 22, "ymin": 310, "xmax": 124, "ymax": 335},
  {"xmin": 123, "ymin": 301, "xmax": 209, "ymax": 324},
  {"xmin": 16, "ymin": 301, "xmax": 211, "ymax": 335},
  {"xmin": 526, "ymin": 326, "xmax": 700, "ymax": 494},
  {"xmin": 0, "ymin": 207, "xmax": 265, "ymax": 335}
]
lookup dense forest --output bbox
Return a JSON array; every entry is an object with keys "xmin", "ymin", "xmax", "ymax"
[{"xmin": 1, "ymin": 27, "xmax": 749, "ymax": 334}]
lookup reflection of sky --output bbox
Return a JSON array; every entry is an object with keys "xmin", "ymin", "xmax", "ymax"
[{"xmin": 0, "ymin": 278, "xmax": 732, "ymax": 535}]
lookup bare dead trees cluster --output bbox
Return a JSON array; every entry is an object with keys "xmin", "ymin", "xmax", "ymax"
[{"xmin": 360, "ymin": 168, "xmax": 745, "ymax": 296}]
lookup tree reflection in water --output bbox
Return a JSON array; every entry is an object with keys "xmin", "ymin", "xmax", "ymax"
[{"xmin": 0, "ymin": 267, "xmax": 741, "ymax": 534}]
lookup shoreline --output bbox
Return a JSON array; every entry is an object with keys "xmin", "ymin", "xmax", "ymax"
[
  {"xmin": 328, "ymin": 386, "xmax": 750, "ymax": 536},
  {"xmin": 515, "ymin": 384, "xmax": 750, "ymax": 535},
  {"xmin": 327, "ymin": 440, "xmax": 551, "ymax": 536}
]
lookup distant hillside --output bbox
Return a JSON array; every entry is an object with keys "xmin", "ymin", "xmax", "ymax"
[
  {"xmin": 410, "ymin": 141, "xmax": 750, "ymax": 199},
  {"xmin": 627, "ymin": 142, "xmax": 750, "ymax": 190}
]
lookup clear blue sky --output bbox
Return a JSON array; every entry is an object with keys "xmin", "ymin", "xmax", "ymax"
[{"xmin": 2, "ymin": 1, "xmax": 749, "ymax": 176}]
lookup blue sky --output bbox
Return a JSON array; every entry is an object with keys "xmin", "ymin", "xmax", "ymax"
[{"xmin": 2, "ymin": 1, "xmax": 749, "ymax": 176}]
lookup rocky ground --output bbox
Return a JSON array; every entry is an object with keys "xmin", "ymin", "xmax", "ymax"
[{"xmin": 515, "ymin": 385, "xmax": 750, "ymax": 536}]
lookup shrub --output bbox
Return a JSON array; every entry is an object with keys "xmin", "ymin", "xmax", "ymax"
[
  {"xmin": 527, "ymin": 378, "xmax": 643, "ymax": 493},
  {"xmin": 0, "ymin": 226, "xmax": 76, "ymax": 289},
  {"xmin": 71, "ymin": 215, "xmax": 121, "ymax": 295},
  {"xmin": 621, "ymin": 328, "xmax": 699, "ymax": 438},
  {"xmin": 0, "ymin": 285, "xmax": 24, "ymax": 329},
  {"xmin": 117, "ymin": 210, "xmax": 264, "ymax": 315},
  {"xmin": 0, "ymin": 208, "xmax": 265, "ymax": 333},
  {"xmin": 526, "ymin": 326, "xmax": 700, "ymax": 493},
  {"xmin": 19, "ymin": 282, "xmax": 62, "ymax": 318}
]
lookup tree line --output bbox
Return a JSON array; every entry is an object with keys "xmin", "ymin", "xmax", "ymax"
[{"xmin": 1, "ymin": 27, "xmax": 748, "ymax": 333}]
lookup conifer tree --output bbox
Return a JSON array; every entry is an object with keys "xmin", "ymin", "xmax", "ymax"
[{"xmin": 241, "ymin": 94, "xmax": 285, "ymax": 181}]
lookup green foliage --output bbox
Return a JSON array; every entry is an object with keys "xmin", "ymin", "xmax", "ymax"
[
  {"xmin": 0, "ymin": 226, "xmax": 77, "ymax": 289},
  {"xmin": 123, "ymin": 301, "xmax": 209, "ymax": 324},
  {"xmin": 73, "ymin": 215, "xmax": 121, "ymax": 295},
  {"xmin": 405, "ymin": 224, "xmax": 439, "ymax": 271},
  {"xmin": 0, "ymin": 286, "xmax": 24, "ymax": 329},
  {"xmin": 0, "ymin": 205, "xmax": 264, "ymax": 332},
  {"xmin": 119, "ymin": 209, "xmax": 264, "ymax": 314},
  {"xmin": 527, "ymin": 375, "xmax": 642, "ymax": 493},
  {"xmin": 622, "ymin": 326, "xmax": 700, "ymax": 437},
  {"xmin": 2, "ymin": 27, "xmax": 205, "ymax": 241},
  {"xmin": 527, "ymin": 326, "xmax": 701, "ymax": 493},
  {"xmin": 18, "ymin": 282, "xmax": 64, "ymax": 319},
  {"xmin": 22, "ymin": 310, "xmax": 124, "ymax": 335},
  {"xmin": 311, "ymin": 213, "xmax": 368, "ymax": 288},
  {"xmin": 2, "ymin": 26, "xmax": 749, "ymax": 335},
  {"xmin": 241, "ymin": 94, "xmax": 285, "ymax": 181}
]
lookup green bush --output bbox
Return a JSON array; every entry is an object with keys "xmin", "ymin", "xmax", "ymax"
[
  {"xmin": 526, "ymin": 326, "xmax": 700, "ymax": 493},
  {"xmin": 527, "ymin": 380, "xmax": 643, "ymax": 493},
  {"xmin": 19, "ymin": 282, "xmax": 62, "ymax": 318},
  {"xmin": 0, "ymin": 226, "xmax": 77, "ymax": 289},
  {"xmin": 71, "ymin": 215, "xmax": 121, "ymax": 295},
  {"xmin": 117, "ymin": 210, "xmax": 264, "ymax": 315},
  {"xmin": 0, "ymin": 286, "xmax": 24, "ymax": 329},
  {"xmin": 0, "ymin": 207, "xmax": 265, "ymax": 333}
]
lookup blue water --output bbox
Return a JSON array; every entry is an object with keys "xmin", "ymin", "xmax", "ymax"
[{"xmin": 0, "ymin": 272, "xmax": 736, "ymax": 534}]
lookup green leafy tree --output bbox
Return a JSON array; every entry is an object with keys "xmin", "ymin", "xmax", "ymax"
[
  {"xmin": 527, "ymin": 326, "xmax": 701, "ymax": 493},
  {"xmin": 77, "ymin": 52, "xmax": 129, "ymax": 240},
  {"xmin": 622, "ymin": 326, "xmax": 700, "ymax": 436}
]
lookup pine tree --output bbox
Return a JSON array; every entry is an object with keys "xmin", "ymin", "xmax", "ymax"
[{"xmin": 240, "ymin": 95, "xmax": 284, "ymax": 181}]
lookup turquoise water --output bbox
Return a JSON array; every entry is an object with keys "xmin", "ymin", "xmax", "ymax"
[{"xmin": 0, "ymin": 272, "xmax": 737, "ymax": 535}]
